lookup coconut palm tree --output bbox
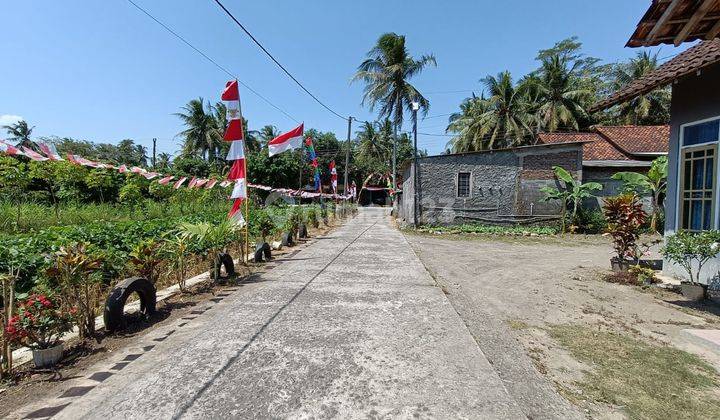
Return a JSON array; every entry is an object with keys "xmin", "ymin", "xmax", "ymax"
[
  {"xmin": 356, "ymin": 120, "xmax": 391, "ymax": 162},
  {"xmin": 445, "ymin": 94, "xmax": 496, "ymax": 152},
  {"xmin": 613, "ymin": 51, "xmax": 670, "ymax": 125},
  {"xmin": 353, "ymin": 33, "xmax": 436, "ymax": 129},
  {"xmin": 257, "ymin": 125, "xmax": 280, "ymax": 148},
  {"xmin": 175, "ymin": 98, "xmax": 220, "ymax": 162},
  {"xmin": 352, "ymin": 33, "xmax": 435, "ymax": 187},
  {"xmin": 2, "ymin": 120, "xmax": 35, "ymax": 149},
  {"xmin": 532, "ymin": 54, "xmax": 592, "ymax": 132},
  {"xmin": 476, "ymin": 71, "xmax": 534, "ymax": 149},
  {"xmin": 156, "ymin": 152, "xmax": 172, "ymax": 170}
]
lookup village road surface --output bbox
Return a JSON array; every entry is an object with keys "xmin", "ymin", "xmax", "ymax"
[{"xmin": 15, "ymin": 208, "xmax": 531, "ymax": 419}]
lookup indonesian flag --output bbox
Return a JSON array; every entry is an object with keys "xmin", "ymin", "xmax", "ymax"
[
  {"xmin": 142, "ymin": 172, "xmax": 159, "ymax": 180},
  {"xmin": 158, "ymin": 175, "xmax": 174, "ymax": 185},
  {"xmin": 187, "ymin": 177, "xmax": 198, "ymax": 188},
  {"xmin": 230, "ymin": 178, "xmax": 247, "ymax": 199},
  {"xmin": 205, "ymin": 179, "xmax": 218, "ymax": 189},
  {"xmin": 130, "ymin": 166, "xmax": 146, "ymax": 174},
  {"xmin": 118, "ymin": 164, "xmax": 128, "ymax": 173},
  {"xmin": 268, "ymin": 123, "xmax": 304, "ymax": 157},
  {"xmin": 194, "ymin": 178, "xmax": 208, "ymax": 188},
  {"xmin": 228, "ymin": 198, "xmax": 245, "ymax": 226},
  {"xmin": 173, "ymin": 177, "xmax": 188, "ymax": 189},
  {"xmin": 330, "ymin": 161, "xmax": 338, "ymax": 193},
  {"xmin": 0, "ymin": 140, "xmax": 25, "ymax": 156},
  {"xmin": 222, "ymin": 80, "xmax": 244, "ymax": 141},
  {"xmin": 22, "ymin": 146, "xmax": 49, "ymax": 161},
  {"xmin": 227, "ymin": 159, "xmax": 246, "ymax": 181},
  {"xmin": 226, "ymin": 139, "xmax": 245, "ymax": 160},
  {"xmin": 219, "ymin": 180, "xmax": 232, "ymax": 188},
  {"xmin": 37, "ymin": 143, "xmax": 63, "ymax": 160}
]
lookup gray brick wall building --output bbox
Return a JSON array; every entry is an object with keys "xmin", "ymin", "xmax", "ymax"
[{"xmin": 396, "ymin": 142, "xmax": 584, "ymax": 226}]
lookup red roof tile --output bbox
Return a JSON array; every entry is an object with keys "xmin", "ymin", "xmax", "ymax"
[
  {"xmin": 594, "ymin": 125, "xmax": 669, "ymax": 154},
  {"xmin": 537, "ymin": 126, "xmax": 669, "ymax": 162},
  {"xmin": 591, "ymin": 40, "xmax": 720, "ymax": 112}
]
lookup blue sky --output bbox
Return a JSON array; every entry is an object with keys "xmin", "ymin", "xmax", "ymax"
[{"xmin": 1, "ymin": 1, "xmax": 685, "ymax": 157}]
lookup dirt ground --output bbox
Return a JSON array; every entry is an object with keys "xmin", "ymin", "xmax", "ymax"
[
  {"xmin": 406, "ymin": 232, "xmax": 720, "ymax": 419},
  {"xmin": 0, "ymin": 222, "xmax": 339, "ymax": 417}
]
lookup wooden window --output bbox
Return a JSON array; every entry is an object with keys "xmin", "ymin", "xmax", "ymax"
[
  {"xmin": 679, "ymin": 144, "xmax": 716, "ymax": 231},
  {"xmin": 457, "ymin": 172, "xmax": 471, "ymax": 197}
]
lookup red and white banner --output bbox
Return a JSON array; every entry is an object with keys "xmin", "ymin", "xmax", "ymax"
[
  {"xmin": 22, "ymin": 146, "xmax": 49, "ymax": 161},
  {"xmin": 330, "ymin": 160, "xmax": 337, "ymax": 194},
  {"xmin": 0, "ymin": 140, "xmax": 24, "ymax": 157},
  {"xmin": 158, "ymin": 175, "xmax": 174, "ymax": 185},
  {"xmin": 205, "ymin": 179, "xmax": 218, "ymax": 189},
  {"xmin": 228, "ymin": 198, "xmax": 245, "ymax": 226},
  {"xmin": 226, "ymin": 139, "xmax": 245, "ymax": 160},
  {"xmin": 38, "ymin": 143, "xmax": 63, "ymax": 161},
  {"xmin": 268, "ymin": 123, "xmax": 304, "ymax": 157},
  {"xmin": 222, "ymin": 80, "xmax": 244, "ymax": 142},
  {"xmin": 173, "ymin": 177, "xmax": 188, "ymax": 189}
]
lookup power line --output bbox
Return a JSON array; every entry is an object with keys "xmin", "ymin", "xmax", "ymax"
[
  {"xmin": 124, "ymin": 0, "xmax": 299, "ymax": 123},
  {"xmin": 211, "ymin": 0, "xmax": 348, "ymax": 121}
]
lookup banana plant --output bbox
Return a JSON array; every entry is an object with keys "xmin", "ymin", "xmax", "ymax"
[
  {"xmin": 541, "ymin": 166, "xmax": 602, "ymax": 233},
  {"xmin": 611, "ymin": 156, "xmax": 668, "ymax": 233}
]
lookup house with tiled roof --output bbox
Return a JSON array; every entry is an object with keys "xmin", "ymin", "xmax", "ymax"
[
  {"xmin": 538, "ymin": 125, "xmax": 669, "ymax": 198},
  {"xmin": 592, "ymin": 0, "xmax": 720, "ymax": 286}
]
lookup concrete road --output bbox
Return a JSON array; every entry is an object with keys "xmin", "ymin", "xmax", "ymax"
[{"xmin": 16, "ymin": 208, "xmax": 526, "ymax": 419}]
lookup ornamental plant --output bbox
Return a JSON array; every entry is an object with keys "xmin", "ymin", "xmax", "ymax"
[
  {"xmin": 45, "ymin": 243, "xmax": 104, "ymax": 339},
  {"xmin": 129, "ymin": 239, "xmax": 164, "ymax": 285},
  {"xmin": 661, "ymin": 230, "xmax": 720, "ymax": 286},
  {"xmin": 162, "ymin": 232, "xmax": 191, "ymax": 293},
  {"xmin": 603, "ymin": 194, "xmax": 647, "ymax": 261},
  {"xmin": 5, "ymin": 293, "xmax": 73, "ymax": 350},
  {"xmin": 541, "ymin": 166, "xmax": 602, "ymax": 234}
]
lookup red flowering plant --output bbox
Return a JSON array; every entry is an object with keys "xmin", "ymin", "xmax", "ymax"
[{"xmin": 5, "ymin": 293, "xmax": 73, "ymax": 350}]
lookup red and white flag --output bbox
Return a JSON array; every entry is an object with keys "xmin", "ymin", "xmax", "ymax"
[
  {"xmin": 142, "ymin": 172, "xmax": 159, "ymax": 180},
  {"xmin": 118, "ymin": 164, "xmax": 128, "ymax": 173},
  {"xmin": 173, "ymin": 177, "xmax": 188, "ymax": 189},
  {"xmin": 130, "ymin": 166, "xmax": 146, "ymax": 174},
  {"xmin": 227, "ymin": 159, "xmax": 246, "ymax": 181},
  {"xmin": 38, "ymin": 143, "xmax": 63, "ymax": 161},
  {"xmin": 219, "ymin": 180, "xmax": 232, "ymax": 188},
  {"xmin": 226, "ymin": 139, "xmax": 245, "ymax": 160},
  {"xmin": 222, "ymin": 80, "xmax": 244, "ymax": 141},
  {"xmin": 158, "ymin": 175, "xmax": 174, "ymax": 185},
  {"xmin": 194, "ymin": 178, "xmax": 208, "ymax": 188},
  {"xmin": 228, "ymin": 198, "xmax": 245, "ymax": 226},
  {"xmin": 187, "ymin": 177, "xmax": 198, "ymax": 188},
  {"xmin": 0, "ymin": 140, "xmax": 25, "ymax": 156},
  {"xmin": 268, "ymin": 123, "xmax": 304, "ymax": 157},
  {"xmin": 230, "ymin": 179, "xmax": 247, "ymax": 199},
  {"xmin": 21, "ymin": 146, "xmax": 49, "ymax": 161},
  {"xmin": 205, "ymin": 179, "xmax": 218, "ymax": 189},
  {"xmin": 330, "ymin": 161, "xmax": 338, "ymax": 194}
]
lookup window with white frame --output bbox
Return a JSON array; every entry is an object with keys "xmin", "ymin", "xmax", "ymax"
[
  {"xmin": 457, "ymin": 172, "xmax": 471, "ymax": 197},
  {"xmin": 679, "ymin": 118, "xmax": 720, "ymax": 231}
]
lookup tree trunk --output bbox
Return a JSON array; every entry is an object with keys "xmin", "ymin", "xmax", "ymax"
[{"xmin": 49, "ymin": 185, "xmax": 59, "ymax": 219}]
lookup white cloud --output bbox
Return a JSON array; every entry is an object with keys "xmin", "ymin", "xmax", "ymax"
[{"xmin": 0, "ymin": 114, "xmax": 24, "ymax": 127}]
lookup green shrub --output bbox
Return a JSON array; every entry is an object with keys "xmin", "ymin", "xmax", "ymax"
[{"xmin": 662, "ymin": 230, "xmax": 720, "ymax": 285}]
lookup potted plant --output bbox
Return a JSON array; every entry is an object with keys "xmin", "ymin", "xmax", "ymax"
[
  {"xmin": 661, "ymin": 230, "xmax": 720, "ymax": 301},
  {"xmin": 5, "ymin": 293, "xmax": 73, "ymax": 368},
  {"xmin": 603, "ymin": 194, "xmax": 647, "ymax": 271}
]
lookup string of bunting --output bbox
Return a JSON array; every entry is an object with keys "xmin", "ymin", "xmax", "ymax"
[{"xmin": 0, "ymin": 139, "xmax": 354, "ymax": 200}]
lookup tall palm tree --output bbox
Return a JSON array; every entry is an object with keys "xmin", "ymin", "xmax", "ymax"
[
  {"xmin": 156, "ymin": 152, "xmax": 172, "ymax": 169},
  {"xmin": 257, "ymin": 125, "xmax": 280, "ymax": 148},
  {"xmin": 356, "ymin": 120, "xmax": 391, "ymax": 162},
  {"xmin": 612, "ymin": 51, "xmax": 670, "ymax": 125},
  {"xmin": 477, "ymin": 71, "xmax": 534, "ymax": 149},
  {"xmin": 2, "ymin": 120, "xmax": 35, "ymax": 149},
  {"xmin": 533, "ymin": 54, "xmax": 592, "ymax": 132},
  {"xmin": 353, "ymin": 33, "xmax": 435, "ymax": 187},
  {"xmin": 353, "ymin": 33, "xmax": 436, "ymax": 128},
  {"xmin": 175, "ymin": 98, "xmax": 220, "ymax": 162},
  {"xmin": 445, "ymin": 94, "xmax": 495, "ymax": 152}
]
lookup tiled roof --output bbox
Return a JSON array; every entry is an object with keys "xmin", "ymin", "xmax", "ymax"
[
  {"xmin": 627, "ymin": 0, "xmax": 720, "ymax": 48},
  {"xmin": 594, "ymin": 125, "xmax": 669, "ymax": 154},
  {"xmin": 537, "ymin": 125, "xmax": 669, "ymax": 162},
  {"xmin": 591, "ymin": 40, "xmax": 720, "ymax": 112}
]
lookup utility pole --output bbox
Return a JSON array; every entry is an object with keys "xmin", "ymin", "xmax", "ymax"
[
  {"xmin": 411, "ymin": 102, "xmax": 420, "ymax": 227},
  {"xmin": 152, "ymin": 138, "xmax": 157, "ymax": 168},
  {"xmin": 343, "ymin": 116, "xmax": 353, "ymax": 196}
]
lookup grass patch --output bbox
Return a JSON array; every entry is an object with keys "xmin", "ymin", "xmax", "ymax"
[
  {"xmin": 507, "ymin": 319, "xmax": 530, "ymax": 330},
  {"xmin": 414, "ymin": 223, "xmax": 557, "ymax": 236},
  {"xmin": 548, "ymin": 324, "xmax": 720, "ymax": 419}
]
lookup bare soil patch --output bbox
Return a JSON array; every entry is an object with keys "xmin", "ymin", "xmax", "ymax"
[{"xmin": 407, "ymin": 232, "xmax": 720, "ymax": 419}]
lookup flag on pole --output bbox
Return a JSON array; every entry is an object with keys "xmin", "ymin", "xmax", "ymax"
[
  {"xmin": 228, "ymin": 198, "xmax": 246, "ymax": 226},
  {"xmin": 226, "ymin": 139, "xmax": 245, "ymax": 160},
  {"xmin": 222, "ymin": 80, "xmax": 244, "ymax": 141},
  {"xmin": 230, "ymin": 179, "xmax": 247, "ymax": 199},
  {"xmin": 330, "ymin": 161, "xmax": 337, "ymax": 194},
  {"xmin": 227, "ymin": 159, "xmax": 246, "ymax": 181},
  {"xmin": 173, "ymin": 177, "xmax": 188, "ymax": 189},
  {"xmin": 268, "ymin": 123, "xmax": 304, "ymax": 157}
]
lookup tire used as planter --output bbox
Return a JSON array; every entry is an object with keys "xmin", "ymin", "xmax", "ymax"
[
  {"xmin": 216, "ymin": 252, "xmax": 236, "ymax": 278},
  {"xmin": 282, "ymin": 231, "xmax": 295, "ymax": 247},
  {"xmin": 32, "ymin": 343, "xmax": 64, "ymax": 368},
  {"xmin": 104, "ymin": 277, "xmax": 157, "ymax": 333},
  {"xmin": 299, "ymin": 223, "xmax": 308, "ymax": 239},
  {"xmin": 254, "ymin": 242, "xmax": 271, "ymax": 262}
]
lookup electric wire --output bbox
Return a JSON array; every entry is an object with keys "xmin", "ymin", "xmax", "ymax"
[{"xmin": 124, "ymin": 0, "xmax": 299, "ymax": 123}]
